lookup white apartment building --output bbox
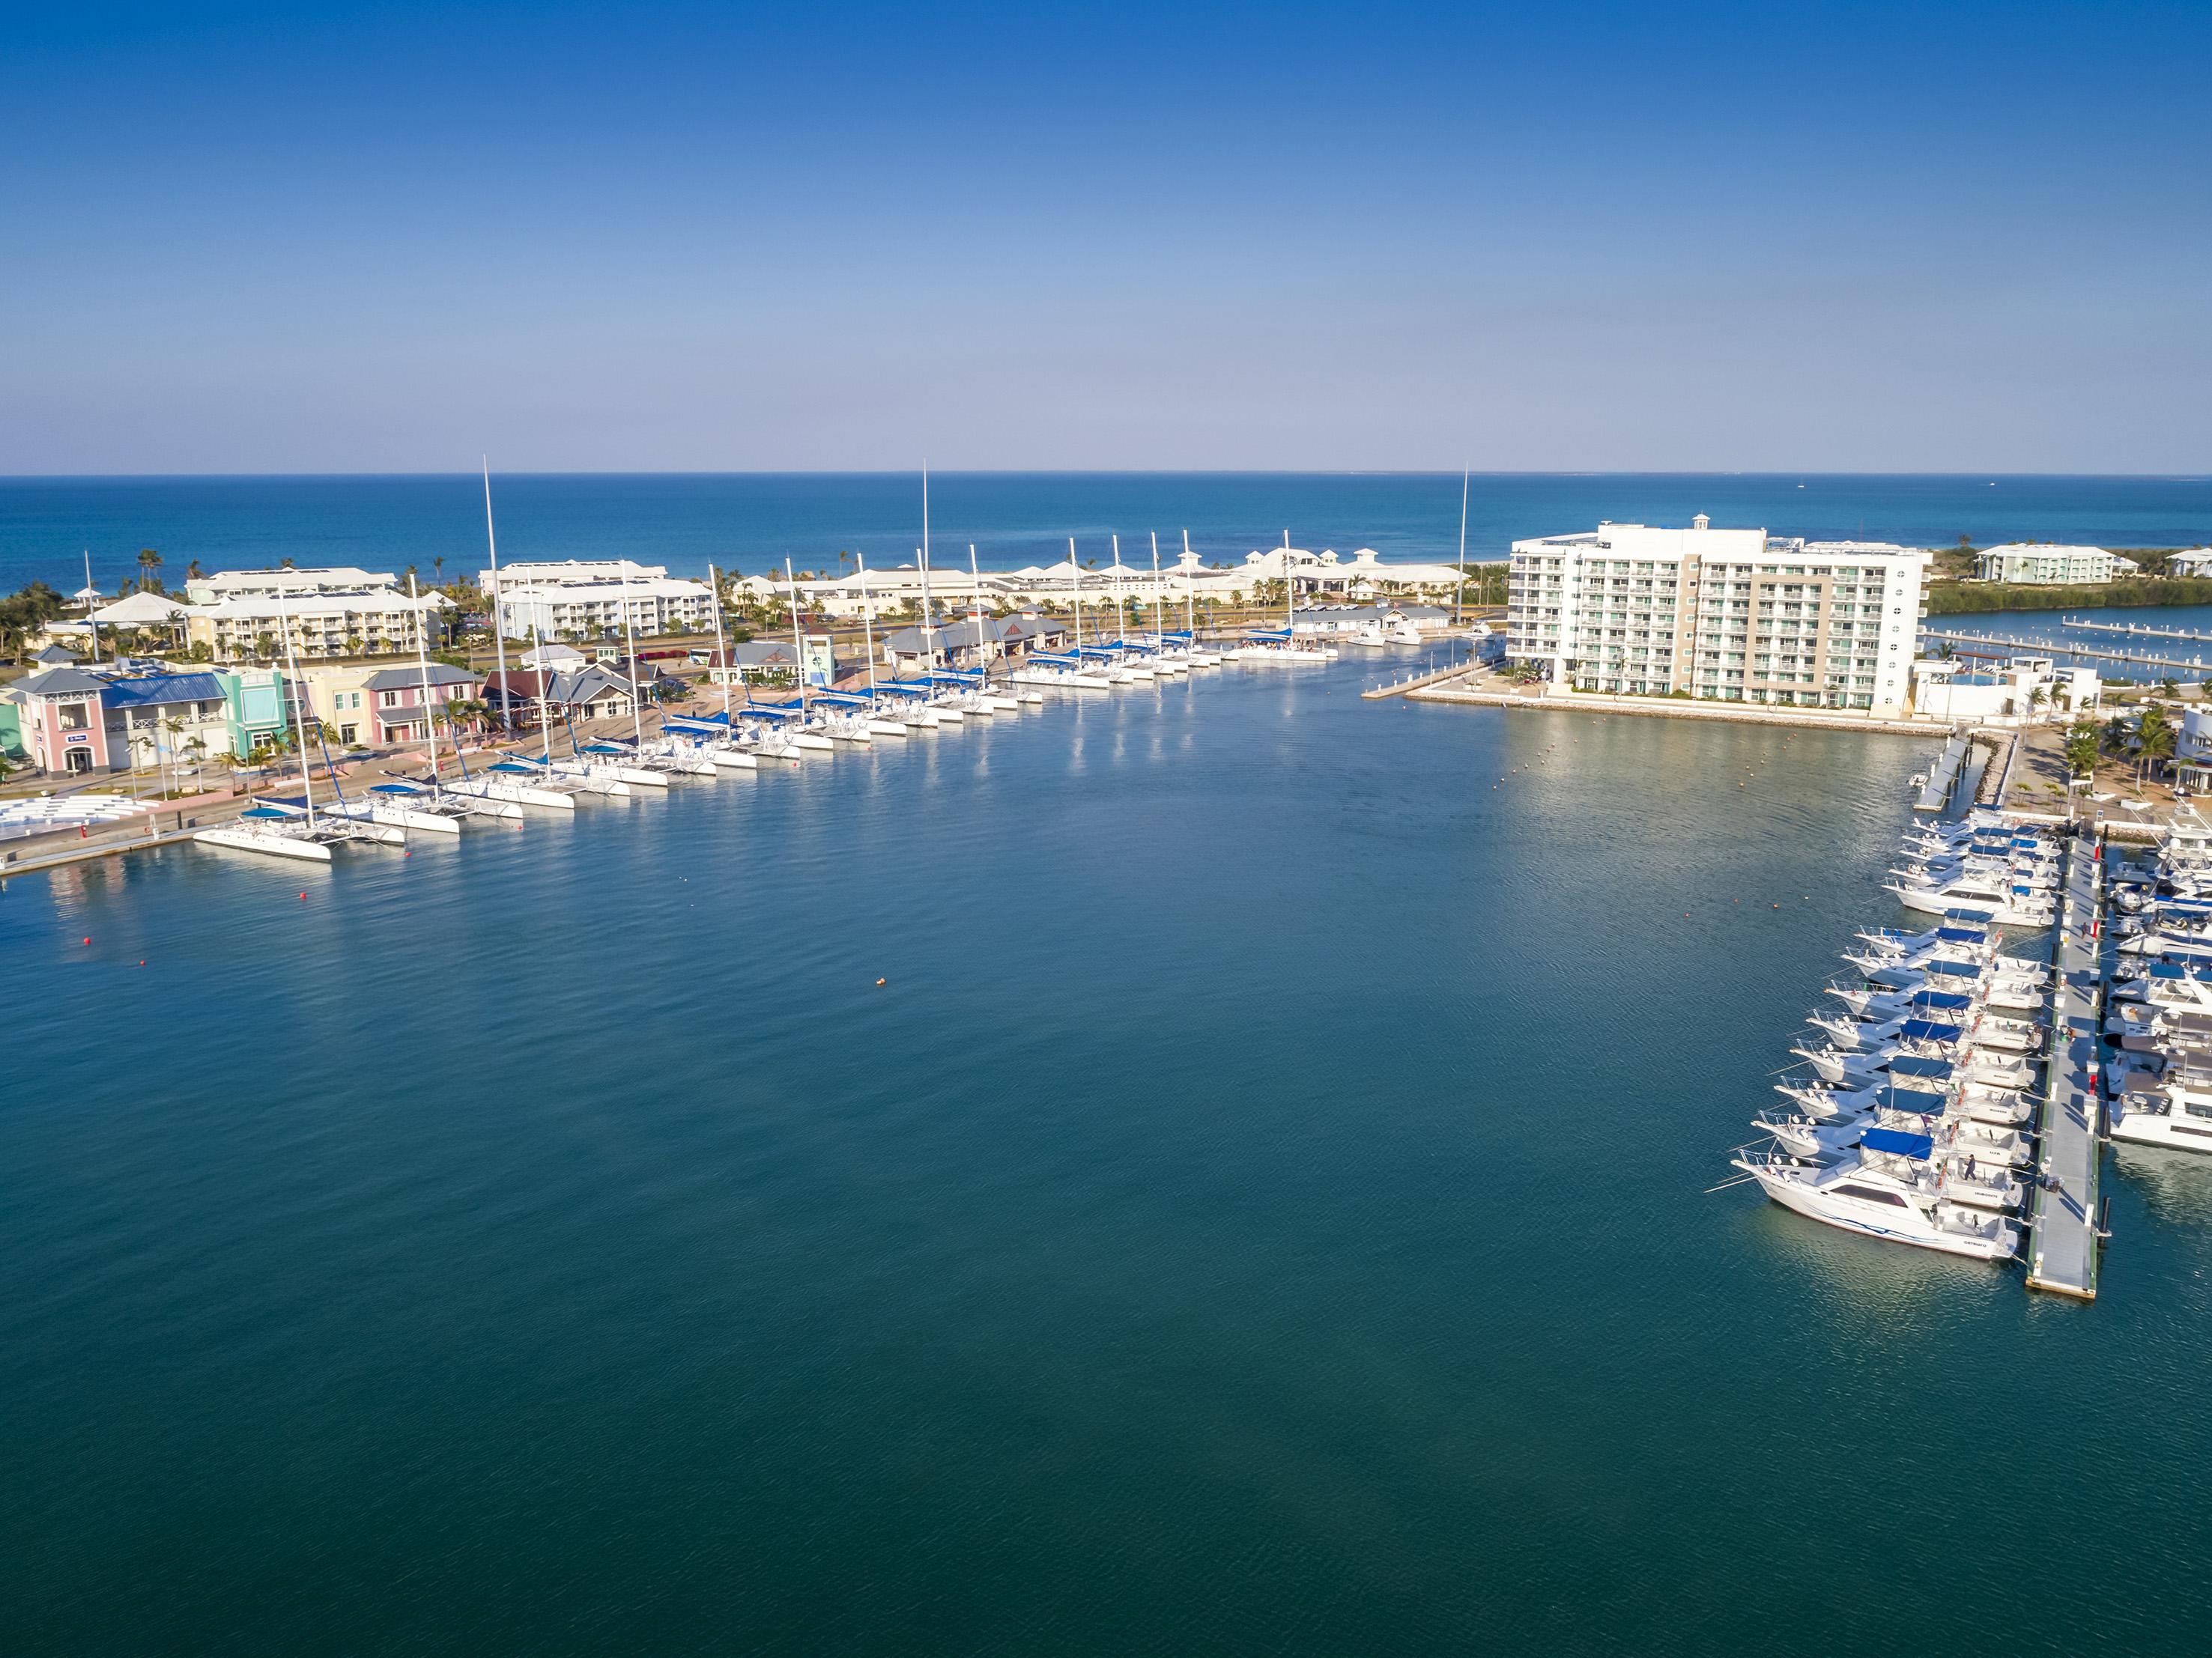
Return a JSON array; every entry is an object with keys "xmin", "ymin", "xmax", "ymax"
[
  {"xmin": 1972, "ymin": 544, "xmax": 2136, "ymax": 584},
  {"xmin": 491, "ymin": 562, "xmax": 716, "ymax": 640},
  {"xmin": 183, "ymin": 589, "xmax": 452, "ymax": 662},
  {"xmin": 1505, "ymin": 517, "xmax": 1931, "ymax": 715},
  {"xmin": 185, "ymin": 565, "xmax": 398, "ymax": 604}
]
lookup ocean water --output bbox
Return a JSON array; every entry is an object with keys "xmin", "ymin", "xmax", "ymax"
[
  {"xmin": 2, "ymin": 471, "xmax": 2208, "ymax": 597},
  {"xmin": 5, "ymin": 660, "xmax": 2212, "ymax": 1654}
]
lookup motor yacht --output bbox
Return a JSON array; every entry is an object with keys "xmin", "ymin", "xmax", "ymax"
[{"xmin": 1731, "ymin": 1138, "xmax": 2021, "ymax": 1260}]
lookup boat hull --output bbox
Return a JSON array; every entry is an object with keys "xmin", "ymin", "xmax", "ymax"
[{"xmin": 193, "ymin": 827, "xmax": 334, "ymax": 862}]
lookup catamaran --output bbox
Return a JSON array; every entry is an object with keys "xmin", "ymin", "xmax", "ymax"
[{"xmin": 196, "ymin": 584, "xmax": 400, "ymax": 860}]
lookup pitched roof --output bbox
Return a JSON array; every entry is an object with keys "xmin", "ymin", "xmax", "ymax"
[
  {"xmin": 11, "ymin": 666, "xmax": 110, "ymax": 696},
  {"xmin": 91, "ymin": 592, "xmax": 192, "ymax": 625},
  {"xmin": 100, "ymin": 672, "xmax": 227, "ymax": 709},
  {"xmin": 361, "ymin": 663, "xmax": 478, "ymax": 692},
  {"xmin": 32, "ymin": 645, "xmax": 82, "ymax": 663}
]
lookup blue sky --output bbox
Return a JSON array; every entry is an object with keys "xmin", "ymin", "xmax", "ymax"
[{"xmin": 7, "ymin": 1, "xmax": 2208, "ymax": 473}]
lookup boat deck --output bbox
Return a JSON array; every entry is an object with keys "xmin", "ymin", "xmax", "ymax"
[{"xmin": 2026, "ymin": 831, "xmax": 2104, "ymax": 1299}]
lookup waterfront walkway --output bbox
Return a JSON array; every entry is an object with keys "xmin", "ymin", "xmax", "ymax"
[{"xmin": 2026, "ymin": 830, "xmax": 2104, "ymax": 1299}]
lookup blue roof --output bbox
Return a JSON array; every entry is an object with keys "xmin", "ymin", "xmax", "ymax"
[
  {"xmin": 1888, "ymin": 1055, "xmax": 1954, "ymax": 1080},
  {"xmin": 1900, "ymin": 1018, "xmax": 1964, "ymax": 1043},
  {"xmin": 370, "ymin": 782, "xmax": 424, "ymax": 795},
  {"xmin": 1912, "ymin": 990, "xmax": 1973, "ymax": 1011},
  {"xmin": 240, "ymin": 805, "xmax": 291, "ymax": 819},
  {"xmin": 1862, "ymin": 1126, "xmax": 1935, "ymax": 1159},
  {"xmin": 1924, "ymin": 959, "xmax": 1984, "ymax": 980},
  {"xmin": 489, "ymin": 761, "xmax": 538, "ymax": 774},
  {"xmin": 100, "ymin": 672, "xmax": 225, "ymax": 709},
  {"xmin": 1936, "ymin": 926, "xmax": 1988, "ymax": 944},
  {"xmin": 1876, "ymin": 1085, "xmax": 1949, "ymax": 1114}
]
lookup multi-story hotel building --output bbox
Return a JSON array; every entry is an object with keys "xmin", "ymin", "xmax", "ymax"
[
  {"xmin": 1504, "ymin": 517, "xmax": 1930, "ymax": 715},
  {"xmin": 485, "ymin": 560, "xmax": 717, "ymax": 640}
]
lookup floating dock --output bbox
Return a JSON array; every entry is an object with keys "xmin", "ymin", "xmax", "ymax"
[
  {"xmin": 2025, "ymin": 831, "xmax": 2104, "ymax": 1299},
  {"xmin": 1922, "ymin": 626, "xmax": 2209, "ymax": 674},
  {"xmin": 1913, "ymin": 729, "xmax": 1973, "ymax": 813},
  {"xmin": 2063, "ymin": 616, "xmax": 2212, "ymax": 646}
]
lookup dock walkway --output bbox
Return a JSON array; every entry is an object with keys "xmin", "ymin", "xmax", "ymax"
[{"xmin": 2026, "ymin": 830, "xmax": 2104, "ymax": 1299}]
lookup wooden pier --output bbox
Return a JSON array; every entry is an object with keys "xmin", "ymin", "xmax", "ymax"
[{"xmin": 2025, "ymin": 831, "xmax": 2104, "ymax": 1299}]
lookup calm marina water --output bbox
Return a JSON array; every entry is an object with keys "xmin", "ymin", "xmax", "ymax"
[{"xmin": 7, "ymin": 657, "xmax": 2212, "ymax": 1653}]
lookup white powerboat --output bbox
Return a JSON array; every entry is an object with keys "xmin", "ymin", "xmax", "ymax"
[{"xmin": 1731, "ymin": 1138, "xmax": 2022, "ymax": 1260}]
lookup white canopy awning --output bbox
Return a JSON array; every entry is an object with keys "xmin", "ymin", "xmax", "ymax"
[{"xmin": 91, "ymin": 592, "xmax": 190, "ymax": 625}]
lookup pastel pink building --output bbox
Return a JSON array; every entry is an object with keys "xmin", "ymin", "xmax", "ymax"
[{"xmin": 8, "ymin": 666, "xmax": 110, "ymax": 774}]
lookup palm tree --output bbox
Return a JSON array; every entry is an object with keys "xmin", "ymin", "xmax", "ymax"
[
  {"xmin": 187, "ymin": 559, "xmax": 206, "ymax": 582},
  {"xmin": 136, "ymin": 548, "xmax": 164, "ymax": 594},
  {"xmin": 2138, "ymin": 703, "xmax": 2175, "ymax": 789},
  {"xmin": 2026, "ymin": 682, "xmax": 2046, "ymax": 723}
]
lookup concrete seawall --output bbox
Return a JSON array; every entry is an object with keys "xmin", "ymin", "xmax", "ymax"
[{"xmin": 1406, "ymin": 684, "xmax": 1939, "ymax": 737}]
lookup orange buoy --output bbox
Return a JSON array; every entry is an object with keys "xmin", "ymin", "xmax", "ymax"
[{"xmin": 876, "ymin": 977, "xmax": 887, "ymax": 986}]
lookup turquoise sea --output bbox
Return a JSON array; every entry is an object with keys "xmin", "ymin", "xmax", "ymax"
[
  {"xmin": 1, "ymin": 471, "xmax": 2208, "ymax": 595},
  {"xmin": 7, "ymin": 650, "xmax": 2212, "ymax": 1654}
]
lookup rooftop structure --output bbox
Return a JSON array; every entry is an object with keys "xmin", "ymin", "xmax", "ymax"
[{"xmin": 185, "ymin": 565, "xmax": 397, "ymax": 603}]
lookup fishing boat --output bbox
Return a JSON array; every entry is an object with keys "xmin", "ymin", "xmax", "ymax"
[{"xmin": 1730, "ymin": 1135, "xmax": 2022, "ymax": 1260}]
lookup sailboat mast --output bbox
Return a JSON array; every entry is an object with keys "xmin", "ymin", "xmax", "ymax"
[
  {"xmin": 858, "ymin": 552, "xmax": 879, "ymax": 696},
  {"xmin": 527, "ymin": 613, "xmax": 559, "ymax": 762},
  {"xmin": 1069, "ymin": 537, "xmax": 1082, "ymax": 653},
  {"xmin": 708, "ymin": 562, "xmax": 733, "ymax": 723},
  {"xmin": 275, "ymin": 583, "xmax": 316, "ymax": 829},
  {"xmin": 1184, "ymin": 529, "xmax": 1195, "ymax": 636},
  {"xmin": 85, "ymin": 550, "xmax": 100, "ymax": 663},
  {"xmin": 619, "ymin": 564, "xmax": 648, "ymax": 747},
  {"xmin": 482, "ymin": 459, "xmax": 512, "ymax": 737},
  {"xmin": 786, "ymin": 556, "xmax": 808, "ymax": 714},
  {"xmin": 1112, "ymin": 533, "xmax": 1124, "ymax": 642},
  {"xmin": 969, "ymin": 544, "xmax": 987, "ymax": 684},
  {"xmin": 1455, "ymin": 463, "xmax": 1470, "ymax": 627},
  {"xmin": 1150, "ymin": 532, "xmax": 1163, "ymax": 648},
  {"xmin": 408, "ymin": 571, "xmax": 443, "ymax": 787}
]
